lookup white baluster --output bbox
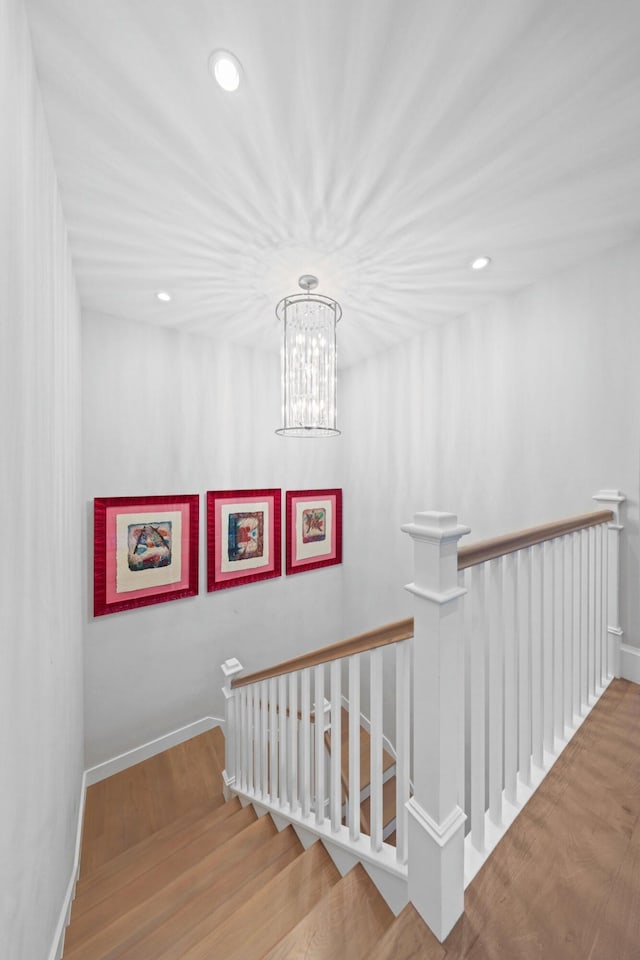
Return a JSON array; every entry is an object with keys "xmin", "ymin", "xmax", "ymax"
[
  {"xmin": 587, "ymin": 527, "xmax": 598, "ymax": 703},
  {"xmin": 301, "ymin": 668, "xmax": 311, "ymax": 818},
  {"xmin": 600, "ymin": 523, "xmax": 609, "ymax": 683},
  {"xmin": 571, "ymin": 532, "xmax": 581, "ymax": 720},
  {"xmin": 553, "ymin": 536, "xmax": 564, "ymax": 743},
  {"xmin": 234, "ymin": 686, "xmax": 241, "ymax": 792},
  {"xmin": 530, "ymin": 543, "xmax": 543, "ymax": 769},
  {"xmin": 563, "ymin": 535, "xmax": 574, "ymax": 731},
  {"xmin": 517, "ymin": 548, "xmax": 532, "ymax": 786},
  {"xmin": 269, "ymin": 677, "xmax": 278, "ymax": 803},
  {"xmin": 470, "ymin": 563, "xmax": 486, "ymax": 852},
  {"xmin": 288, "ymin": 672, "xmax": 298, "ymax": 811},
  {"xmin": 314, "ymin": 665, "xmax": 325, "ymax": 826},
  {"xmin": 246, "ymin": 685, "xmax": 254, "ymax": 794},
  {"xmin": 330, "ymin": 660, "xmax": 342, "ymax": 832},
  {"xmin": 278, "ymin": 674, "xmax": 287, "ymax": 808},
  {"xmin": 457, "ymin": 571, "xmax": 467, "ymax": 818},
  {"xmin": 261, "ymin": 679, "xmax": 269, "ymax": 799},
  {"xmin": 241, "ymin": 687, "xmax": 249, "ymax": 792},
  {"xmin": 253, "ymin": 683, "xmax": 261, "ymax": 795},
  {"xmin": 503, "ymin": 553, "xmax": 518, "ymax": 802},
  {"xmin": 542, "ymin": 539, "xmax": 554, "ymax": 754},
  {"xmin": 370, "ymin": 647, "xmax": 384, "ymax": 852},
  {"xmin": 395, "ymin": 638, "xmax": 411, "ymax": 866},
  {"xmin": 348, "ymin": 655, "xmax": 361, "ymax": 842},
  {"xmin": 488, "ymin": 558, "xmax": 503, "ymax": 826},
  {"xmin": 580, "ymin": 528, "xmax": 589, "ymax": 710},
  {"xmin": 594, "ymin": 525, "xmax": 603, "ymax": 694},
  {"xmin": 592, "ymin": 490, "xmax": 626, "ymax": 679}
]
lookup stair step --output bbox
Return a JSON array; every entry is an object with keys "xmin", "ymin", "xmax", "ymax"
[
  {"xmin": 137, "ymin": 826, "xmax": 304, "ymax": 960},
  {"xmin": 74, "ymin": 797, "xmax": 242, "ymax": 909},
  {"xmin": 367, "ymin": 903, "xmax": 443, "ymax": 960},
  {"xmin": 325, "ymin": 709, "xmax": 395, "ymax": 799},
  {"xmin": 262, "ymin": 863, "xmax": 395, "ymax": 960},
  {"xmin": 360, "ymin": 775, "xmax": 397, "ymax": 838},
  {"xmin": 175, "ymin": 840, "xmax": 341, "ymax": 960},
  {"xmin": 80, "ymin": 727, "xmax": 228, "ymax": 875},
  {"xmin": 63, "ymin": 813, "xmax": 292, "ymax": 960},
  {"xmin": 72, "ymin": 796, "xmax": 242, "ymax": 918},
  {"xmin": 65, "ymin": 803, "xmax": 257, "ymax": 950}
]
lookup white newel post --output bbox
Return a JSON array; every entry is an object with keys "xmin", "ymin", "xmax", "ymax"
[
  {"xmin": 401, "ymin": 511, "xmax": 470, "ymax": 942},
  {"xmin": 221, "ymin": 657, "xmax": 244, "ymax": 800},
  {"xmin": 592, "ymin": 490, "xmax": 626, "ymax": 678}
]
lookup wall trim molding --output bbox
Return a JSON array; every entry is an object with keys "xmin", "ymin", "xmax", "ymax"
[
  {"xmin": 50, "ymin": 715, "xmax": 225, "ymax": 958},
  {"xmin": 48, "ymin": 770, "xmax": 86, "ymax": 960},
  {"xmin": 85, "ymin": 715, "xmax": 225, "ymax": 786},
  {"xmin": 621, "ymin": 644, "xmax": 640, "ymax": 685}
]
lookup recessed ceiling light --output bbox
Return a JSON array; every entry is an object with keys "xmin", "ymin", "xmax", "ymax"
[
  {"xmin": 209, "ymin": 50, "xmax": 242, "ymax": 92},
  {"xmin": 156, "ymin": 290, "xmax": 172, "ymax": 302},
  {"xmin": 471, "ymin": 256, "xmax": 492, "ymax": 271}
]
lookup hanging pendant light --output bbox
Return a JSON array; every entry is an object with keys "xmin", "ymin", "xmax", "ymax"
[{"xmin": 275, "ymin": 274, "xmax": 342, "ymax": 437}]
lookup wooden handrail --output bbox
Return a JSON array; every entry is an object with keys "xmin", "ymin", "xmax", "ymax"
[
  {"xmin": 232, "ymin": 511, "xmax": 612, "ymax": 687},
  {"xmin": 457, "ymin": 509, "xmax": 613, "ymax": 571},
  {"xmin": 231, "ymin": 617, "xmax": 414, "ymax": 689}
]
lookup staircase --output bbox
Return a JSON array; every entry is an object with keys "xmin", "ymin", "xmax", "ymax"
[{"xmin": 62, "ymin": 727, "xmax": 433, "ymax": 960}]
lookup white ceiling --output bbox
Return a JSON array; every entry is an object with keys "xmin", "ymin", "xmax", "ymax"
[{"xmin": 26, "ymin": 0, "xmax": 640, "ymax": 366}]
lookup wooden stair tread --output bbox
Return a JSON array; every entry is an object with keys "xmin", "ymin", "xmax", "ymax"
[
  {"xmin": 325, "ymin": 709, "xmax": 395, "ymax": 797},
  {"xmin": 137, "ymin": 826, "xmax": 304, "ymax": 960},
  {"xmin": 367, "ymin": 903, "xmax": 444, "ymax": 960},
  {"xmin": 64, "ymin": 820, "xmax": 302, "ymax": 960},
  {"xmin": 360, "ymin": 775, "xmax": 397, "ymax": 835},
  {"xmin": 76, "ymin": 795, "xmax": 239, "ymax": 898},
  {"xmin": 175, "ymin": 840, "xmax": 341, "ymax": 960},
  {"xmin": 72, "ymin": 796, "xmax": 242, "ymax": 917},
  {"xmin": 262, "ymin": 863, "xmax": 395, "ymax": 960},
  {"xmin": 80, "ymin": 728, "xmax": 228, "ymax": 874},
  {"xmin": 65, "ymin": 803, "xmax": 257, "ymax": 948}
]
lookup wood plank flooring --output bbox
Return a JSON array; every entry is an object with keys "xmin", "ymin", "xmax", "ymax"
[
  {"xmin": 80, "ymin": 726, "xmax": 226, "ymax": 874},
  {"xmin": 405, "ymin": 678, "xmax": 640, "ymax": 959},
  {"xmin": 71, "ymin": 679, "xmax": 640, "ymax": 959}
]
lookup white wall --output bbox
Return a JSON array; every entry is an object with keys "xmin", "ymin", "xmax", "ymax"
[
  {"xmin": 340, "ymin": 237, "xmax": 640, "ymax": 650},
  {"xmin": 82, "ymin": 313, "xmax": 345, "ymax": 767},
  {"xmin": 0, "ymin": 1, "xmax": 84, "ymax": 957}
]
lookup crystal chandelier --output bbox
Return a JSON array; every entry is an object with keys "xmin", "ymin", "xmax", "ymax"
[{"xmin": 275, "ymin": 275, "xmax": 342, "ymax": 437}]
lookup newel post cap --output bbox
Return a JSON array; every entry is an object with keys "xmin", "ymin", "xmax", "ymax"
[
  {"xmin": 401, "ymin": 511, "xmax": 470, "ymax": 544},
  {"xmin": 593, "ymin": 489, "xmax": 626, "ymax": 528},
  {"xmin": 592, "ymin": 489, "xmax": 626, "ymax": 505},
  {"xmin": 221, "ymin": 658, "xmax": 244, "ymax": 698}
]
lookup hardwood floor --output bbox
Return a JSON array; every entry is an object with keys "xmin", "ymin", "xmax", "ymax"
[
  {"xmin": 80, "ymin": 725, "xmax": 226, "ymax": 874},
  {"xmin": 408, "ymin": 678, "xmax": 640, "ymax": 959},
  {"xmin": 70, "ymin": 680, "xmax": 640, "ymax": 959}
]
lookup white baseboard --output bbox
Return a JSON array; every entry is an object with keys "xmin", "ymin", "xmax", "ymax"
[
  {"xmin": 48, "ymin": 770, "xmax": 86, "ymax": 960},
  {"xmin": 621, "ymin": 644, "xmax": 640, "ymax": 685},
  {"xmin": 85, "ymin": 716, "xmax": 224, "ymax": 786},
  {"xmin": 50, "ymin": 715, "xmax": 225, "ymax": 958}
]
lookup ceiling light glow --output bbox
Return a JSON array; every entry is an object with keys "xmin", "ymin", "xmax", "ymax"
[
  {"xmin": 471, "ymin": 256, "xmax": 492, "ymax": 271},
  {"xmin": 209, "ymin": 50, "xmax": 242, "ymax": 92},
  {"xmin": 156, "ymin": 290, "xmax": 172, "ymax": 302}
]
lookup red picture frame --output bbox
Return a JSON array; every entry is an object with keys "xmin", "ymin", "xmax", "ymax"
[
  {"xmin": 285, "ymin": 489, "xmax": 342, "ymax": 575},
  {"xmin": 207, "ymin": 489, "xmax": 281, "ymax": 591},
  {"xmin": 93, "ymin": 494, "xmax": 199, "ymax": 616}
]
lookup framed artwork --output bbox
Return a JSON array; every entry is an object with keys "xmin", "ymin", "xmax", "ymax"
[
  {"xmin": 285, "ymin": 488, "xmax": 342, "ymax": 575},
  {"xmin": 207, "ymin": 489, "xmax": 281, "ymax": 591},
  {"xmin": 93, "ymin": 494, "xmax": 199, "ymax": 617}
]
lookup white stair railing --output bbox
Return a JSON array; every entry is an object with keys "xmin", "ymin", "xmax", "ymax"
[
  {"xmin": 222, "ymin": 489, "xmax": 625, "ymax": 945},
  {"xmin": 401, "ymin": 489, "xmax": 625, "ymax": 941},
  {"xmin": 221, "ymin": 621, "xmax": 414, "ymax": 880}
]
